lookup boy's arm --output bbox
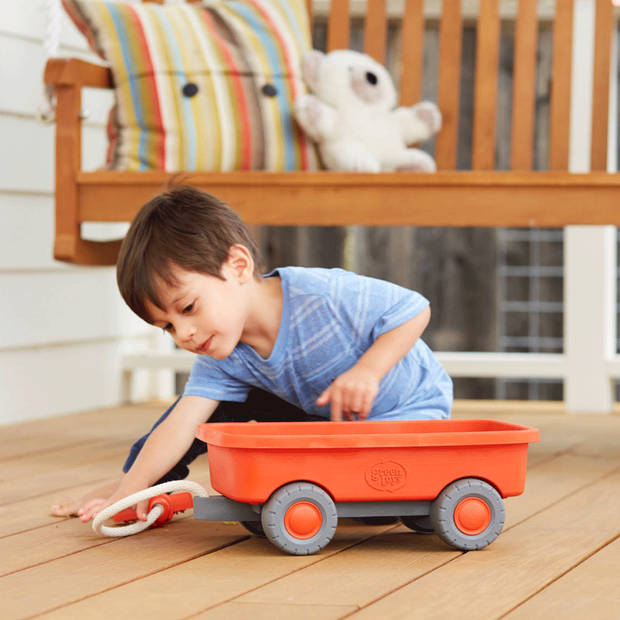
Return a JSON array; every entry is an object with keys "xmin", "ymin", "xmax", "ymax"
[
  {"xmin": 80, "ymin": 395, "xmax": 219, "ymax": 522},
  {"xmin": 316, "ymin": 306, "xmax": 431, "ymax": 421}
]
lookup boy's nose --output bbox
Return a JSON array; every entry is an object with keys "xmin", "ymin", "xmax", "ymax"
[{"xmin": 179, "ymin": 322, "xmax": 197, "ymax": 343}]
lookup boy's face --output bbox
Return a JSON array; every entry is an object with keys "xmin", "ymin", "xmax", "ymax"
[{"xmin": 146, "ymin": 254, "xmax": 251, "ymax": 359}]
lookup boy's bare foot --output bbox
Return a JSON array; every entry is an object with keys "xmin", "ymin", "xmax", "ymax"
[{"xmin": 50, "ymin": 477, "xmax": 121, "ymax": 518}]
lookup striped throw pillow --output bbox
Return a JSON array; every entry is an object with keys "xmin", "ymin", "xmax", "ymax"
[{"xmin": 62, "ymin": 0, "xmax": 317, "ymax": 171}]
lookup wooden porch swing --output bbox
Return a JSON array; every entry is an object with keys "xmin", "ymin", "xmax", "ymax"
[{"xmin": 45, "ymin": 0, "xmax": 619, "ymax": 266}]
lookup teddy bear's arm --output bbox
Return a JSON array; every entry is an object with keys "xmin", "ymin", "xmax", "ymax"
[
  {"xmin": 294, "ymin": 94, "xmax": 337, "ymax": 143},
  {"xmin": 385, "ymin": 148, "xmax": 437, "ymax": 172},
  {"xmin": 393, "ymin": 101, "xmax": 442, "ymax": 145}
]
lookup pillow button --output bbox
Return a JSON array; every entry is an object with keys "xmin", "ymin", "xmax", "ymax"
[
  {"xmin": 261, "ymin": 83, "xmax": 278, "ymax": 97},
  {"xmin": 182, "ymin": 83, "xmax": 199, "ymax": 97}
]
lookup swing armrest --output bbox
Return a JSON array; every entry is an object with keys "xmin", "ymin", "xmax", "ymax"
[
  {"xmin": 44, "ymin": 57, "xmax": 113, "ymax": 89},
  {"xmin": 45, "ymin": 57, "xmax": 121, "ymax": 265}
]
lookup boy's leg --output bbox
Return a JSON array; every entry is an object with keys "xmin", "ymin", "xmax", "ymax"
[
  {"xmin": 213, "ymin": 388, "xmax": 326, "ymax": 423},
  {"xmin": 122, "ymin": 396, "xmax": 182, "ymax": 481},
  {"xmin": 124, "ymin": 389, "xmax": 323, "ymax": 484}
]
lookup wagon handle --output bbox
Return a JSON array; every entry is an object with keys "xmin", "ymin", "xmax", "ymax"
[
  {"xmin": 112, "ymin": 492, "xmax": 194, "ymax": 526},
  {"xmin": 92, "ymin": 481, "xmax": 209, "ymax": 537}
]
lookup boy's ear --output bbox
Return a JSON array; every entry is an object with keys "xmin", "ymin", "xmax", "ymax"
[{"xmin": 226, "ymin": 244, "xmax": 253, "ymax": 283}]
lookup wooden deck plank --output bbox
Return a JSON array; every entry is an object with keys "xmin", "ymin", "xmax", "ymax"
[
  {"xmin": 198, "ymin": 602, "xmax": 358, "ymax": 619},
  {"xmin": 505, "ymin": 453, "xmax": 620, "ymax": 527},
  {"xmin": 349, "ymin": 468, "xmax": 620, "ymax": 619},
  {"xmin": 35, "ymin": 523, "xmax": 396, "ymax": 619},
  {"xmin": 506, "ymin": 536, "xmax": 620, "ymax": 618},
  {"xmin": 1, "ymin": 517, "xmax": 122, "ymax": 577},
  {"xmin": 0, "ymin": 401, "xmax": 166, "ymax": 462},
  {"xmin": 2, "ymin": 440, "xmax": 126, "ymax": 480},
  {"xmin": 0, "ymin": 444, "xmax": 130, "ymax": 505},
  {"xmin": 0, "ymin": 481, "xmax": 111, "ymax": 538},
  {"xmin": 1, "ymin": 519, "xmax": 248, "ymax": 619},
  {"xmin": 1, "ymin": 401, "xmax": 619, "ymax": 619},
  {"xmin": 210, "ymin": 531, "xmax": 459, "ymax": 615}
]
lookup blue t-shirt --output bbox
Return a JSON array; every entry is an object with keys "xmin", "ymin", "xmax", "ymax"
[{"xmin": 183, "ymin": 267, "xmax": 452, "ymax": 420}]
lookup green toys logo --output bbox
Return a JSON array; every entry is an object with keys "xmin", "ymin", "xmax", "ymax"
[{"xmin": 365, "ymin": 461, "xmax": 407, "ymax": 492}]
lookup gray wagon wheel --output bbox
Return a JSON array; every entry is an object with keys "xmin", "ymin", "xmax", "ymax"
[
  {"xmin": 261, "ymin": 482, "xmax": 338, "ymax": 555},
  {"xmin": 430, "ymin": 478, "xmax": 505, "ymax": 551}
]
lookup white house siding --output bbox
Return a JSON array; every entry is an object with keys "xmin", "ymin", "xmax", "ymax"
[{"xmin": 0, "ymin": 2, "xmax": 163, "ymax": 425}]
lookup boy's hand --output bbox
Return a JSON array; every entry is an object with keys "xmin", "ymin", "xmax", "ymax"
[
  {"xmin": 78, "ymin": 496, "xmax": 150, "ymax": 523},
  {"xmin": 317, "ymin": 309, "xmax": 430, "ymax": 420},
  {"xmin": 316, "ymin": 365, "xmax": 380, "ymax": 421},
  {"xmin": 78, "ymin": 477, "xmax": 150, "ymax": 523},
  {"xmin": 50, "ymin": 476, "xmax": 122, "ymax": 518}
]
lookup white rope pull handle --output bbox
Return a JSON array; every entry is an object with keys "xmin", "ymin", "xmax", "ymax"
[{"xmin": 92, "ymin": 480, "xmax": 209, "ymax": 538}]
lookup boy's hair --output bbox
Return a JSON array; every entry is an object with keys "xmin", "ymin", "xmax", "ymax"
[{"xmin": 116, "ymin": 185, "xmax": 263, "ymax": 323}]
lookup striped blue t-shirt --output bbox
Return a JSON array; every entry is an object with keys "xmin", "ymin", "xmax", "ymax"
[{"xmin": 183, "ymin": 267, "xmax": 452, "ymax": 420}]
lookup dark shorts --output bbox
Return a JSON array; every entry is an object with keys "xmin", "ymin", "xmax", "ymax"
[{"xmin": 123, "ymin": 388, "xmax": 325, "ymax": 484}]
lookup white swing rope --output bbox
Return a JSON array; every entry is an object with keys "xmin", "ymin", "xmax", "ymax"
[
  {"xmin": 92, "ymin": 480, "xmax": 210, "ymax": 538},
  {"xmin": 37, "ymin": 0, "xmax": 62, "ymax": 123}
]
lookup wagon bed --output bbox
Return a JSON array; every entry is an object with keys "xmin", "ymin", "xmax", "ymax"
[{"xmin": 197, "ymin": 419, "xmax": 540, "ymax": 503}]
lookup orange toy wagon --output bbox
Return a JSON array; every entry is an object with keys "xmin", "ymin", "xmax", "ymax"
[{"xmin": 193, "ymin": 419, "xmax": 540, "ymax": 555}]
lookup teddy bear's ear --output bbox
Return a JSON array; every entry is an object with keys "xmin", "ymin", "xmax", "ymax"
[{"xmin": 302, "ymin": 50, "xmax": 325, "ymax": 91}]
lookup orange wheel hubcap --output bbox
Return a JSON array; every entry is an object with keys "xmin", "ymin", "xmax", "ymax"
[
  {"xmin": 284, "ymin": 501, "xmax": 322, "ymax": 539},
  {"xmin": 454, "ymin": 497, "xmax": 491, "ymax": 535}
]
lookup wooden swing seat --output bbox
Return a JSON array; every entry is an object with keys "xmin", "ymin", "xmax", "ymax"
[{"xmin": 45, "ymin": 0, "xmax": 619, "ymax": 266}]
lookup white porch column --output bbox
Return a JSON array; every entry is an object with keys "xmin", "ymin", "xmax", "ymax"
[
  {"xmin": 563, "ymin": 1, "xmax": 617, "ymax": 412},
  {"xmin": 564, "ymin": 227, "xmax": 616, "ymax": 412}
]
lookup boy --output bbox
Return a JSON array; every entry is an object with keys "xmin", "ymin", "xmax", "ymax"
[{"xmin": 52, "ymin": 186, "xmax": 452, "ymax": 522}]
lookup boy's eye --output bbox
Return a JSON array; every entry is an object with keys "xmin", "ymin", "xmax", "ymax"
[
  {"xmin": 163, "ymin": 323, "xmax": 173, "ymax": 333},
  {"xmin": 183, "ymin": 303, "xmax": 194, "ymax": 314}
]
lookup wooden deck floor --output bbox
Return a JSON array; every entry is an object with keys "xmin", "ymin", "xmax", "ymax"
[{"xmin": 2, "ymin": 400, "xmax": 620, "ymax": 619}]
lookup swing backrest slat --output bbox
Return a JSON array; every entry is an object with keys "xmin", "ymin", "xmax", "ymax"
[
  {"xmin": 590, "ymin": 0, "xmax": 614, "ymax": 171},
  {"xmin": 327, "ymin": 0, "xmax": 351, "ymax": 51},
  {"xmin": 363, "ymin": 0, "xmax": 388, "ymax": 62},
  {"xmin": 472, "ymin": 0, "xmax": 501, "ymax": 171},
  {"xmin": 434, "ymin": 0, "xmax": 463, "ymax": 170},
  {"xmin": 510, "ymin": 0, "xmax": 538, "ymax": 171},
  {"xmin": 399, "ymin": 0, "xmax": 425, "ymax": 106},
  {"xmin": 549, "ymin": 0, "xmax": 573, "ymax": 171}
]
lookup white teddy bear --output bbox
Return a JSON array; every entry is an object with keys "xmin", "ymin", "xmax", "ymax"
[{"xmin": 294, "ymin": 49, "xmax": 442, "ymax": 173}]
